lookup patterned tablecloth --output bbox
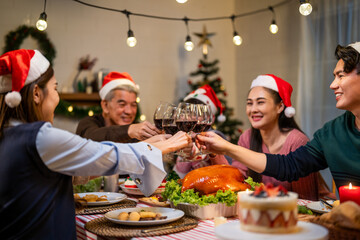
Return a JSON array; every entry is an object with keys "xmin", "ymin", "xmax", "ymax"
[{"xmin": 76, "ymin": 199, "xmax": 312, "ymax": 240}]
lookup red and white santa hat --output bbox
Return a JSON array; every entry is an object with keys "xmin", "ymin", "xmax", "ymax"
[
  {"xmin": 99, "ymin": 71, "xmax": 139, "ymax": 100},
  {"xmin": 251, "ymin": 74, "xmax": 295, "ymax": 118},
  {"xmin": 349, "ymin": 42, "xmax": 360, "ymax": 53},
  {"xmin": 184, "ymin": 84, "xmax": 226, "ymax": 122},
  {"xmin": 0, "ymin": 49, "xmax": 50, "ymax": 108}
]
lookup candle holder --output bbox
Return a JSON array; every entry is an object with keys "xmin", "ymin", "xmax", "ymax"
[{"xmin": 339, "ymin": 183, "xmax": 360, "ymax": 206}]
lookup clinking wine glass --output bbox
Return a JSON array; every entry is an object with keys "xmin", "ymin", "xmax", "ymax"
[
  {"xmin": 174, "ymin": 102, "xmax": 197, "ymax": 158},
  {"xmin": 153, "ymin": 101, "xmax": 173, "ymax": 131},
  {"xmin": 162, "ymin": 106, "xmax": 178, "ymax": 135}
]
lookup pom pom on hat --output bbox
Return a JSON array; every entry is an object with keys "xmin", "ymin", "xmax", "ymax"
[
  {"xmin": 99, "ymin": 72, "xmax": 139, "ymax": 100},
  {"xmin": 184, "ymin": 84, "xmax": 226, "ymax": 121},
  {"xmin": 5, "ymin": 91, "xmax": 22, "ymax": 108},
  {"xmin": 251, "ymin": 74, "xmax": 295, "ymax": 118},
  {"xmin": 0, "ymin": 49, "xmax": 50, "ymax": 108}
]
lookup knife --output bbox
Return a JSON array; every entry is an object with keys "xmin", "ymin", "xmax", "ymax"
[
  {"xmin": 320, "ymin": 199, "xmax": 333, "ymax": 209},
  {"xmin": 141, "ymin": 222, "xmax": 198, "ymax": 233}
]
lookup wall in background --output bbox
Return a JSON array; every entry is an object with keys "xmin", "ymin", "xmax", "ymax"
[{"xmin": 0, "ymin": 0, "xmax": 301, "ymax": 132}]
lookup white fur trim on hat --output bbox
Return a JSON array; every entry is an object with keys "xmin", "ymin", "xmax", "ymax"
[
  {"xmin": 5, "ymin": 91, "xmax": 22, "ymax": 108},
  {"xmin": 250, "ymin": 75, "xmax": 278, "ymax": 91},
  {"xmin": 26, "ymin": 50, "xmax": 50, "ymax": 84},
  {"xmin": 99, "ymin": 79, "xmax": 139, "ymax": 100},
  {"xmin": 349, "ymin": 42, "xmax": 360, "ymax": 53},
  {"xmin": 284, "ymin": 106, "xmax": 295, "ymax": 118},
  {"xmin": 184, "ymin": 92, "xmax": 217, "ymax": 114}
]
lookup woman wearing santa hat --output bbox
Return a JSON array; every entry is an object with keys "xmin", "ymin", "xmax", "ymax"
[
  {"xmin": 0, "ymin": 49, "xmax": 191, "ymax": 239},
  {"xmin": 197, "ymin": 42, "xmax": 360, "ymax": 193},
  {"xmin": 231, "ymin": 74, "xmax": 332, "ymax": 200}
]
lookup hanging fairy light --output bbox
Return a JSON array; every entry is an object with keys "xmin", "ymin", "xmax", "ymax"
[
  {"xmin": 125, "ymin": 11, "xmax": 137, "ymax": 47},
  {"xmin": 67, "ymin": 105, "xmax": 74, "ymax": 113},
  {"xmin": 140, "ymin": 114, "xmax": 146, "ymax": 121},
  {"xmin": 36, "ymin": 0, "xmax": 48, "ymax": 31},
  {"xmin": 176, "ymin": 0, "xmax": 188, "ymax": 3},
  {"xmin": 299, "ymin": 0, "xmax": 312, "ymax": 16},
  {"xmin": 183, "ymin": 17, "xmax": 194, "ymax": 51},
  {"xmin": 88, "ymin": 110, "xmax": 94, "ymax": 116},
  {"xmin": 231, "ymin": 15, "xmax": 242, "ymax": 46},
  {"xmin": 136, "ymin": 97, "xmax": 140, "ymax": 103},
  {"xmin": 268, "ymin": 7, "xmax": 279, "ymax": 34}
]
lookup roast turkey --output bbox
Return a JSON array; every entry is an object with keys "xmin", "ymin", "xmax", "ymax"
[{"xmin": 181, "ymin": 165, "xmax": 251, "ymax": 195}]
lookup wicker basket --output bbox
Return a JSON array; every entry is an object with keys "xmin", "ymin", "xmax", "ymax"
[{"xmin": 309, "ymin": 217, "xmax": 360, "ymax": 240}]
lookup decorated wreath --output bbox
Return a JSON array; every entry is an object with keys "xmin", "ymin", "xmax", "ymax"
[{"xmin": 3, "ymin": 25, "xmax": 56, "ymax": 65}]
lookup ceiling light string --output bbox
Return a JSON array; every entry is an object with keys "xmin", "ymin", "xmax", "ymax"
[
  {"xmin": 71, "ymin": 0, "xmax": 303, "ymax": 49},
  {"xmin": 36, "ymin": 0, "xmax": 48, "ymax": 31},
  {"xmin": 268, "ymin": 6, "xmax": 279, "ymax": 34},
  {"xmin": 231, "ymin": 15, "xmax": 242, "ymax": 46},
  {"xmin": 184, "ymin": 17, "xmax": 194, "ymax": 51},
  {"xmin": 125, "ymin": 10, "xmax": 137, "ymax": 47}
]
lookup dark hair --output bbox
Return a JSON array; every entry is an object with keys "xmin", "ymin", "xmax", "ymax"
[
  {"xmin": 335, "ymin": 44, "xmax": 360, "ymax": 74},
  {"xmin": 247, "ymin": 87, "xmax": 302, "ymax": 182},
  {"xmin": 0, "ymin": 67, "xmax": 54, "ymax": 138}
]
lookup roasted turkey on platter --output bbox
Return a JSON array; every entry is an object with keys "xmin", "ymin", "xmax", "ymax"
[{"xmin": 181, "ymin": 165, "xmax": 251, "ymax": 195}]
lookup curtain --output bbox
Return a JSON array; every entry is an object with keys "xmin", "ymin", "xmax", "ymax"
[{"xmin": 297, "ymin": 0, "xmax": 360, "ymax": 193}]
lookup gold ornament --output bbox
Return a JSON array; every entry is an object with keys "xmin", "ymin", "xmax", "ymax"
[{"xmin": 193, "ymin": 25, "xmax": 216, "ymax": 55}]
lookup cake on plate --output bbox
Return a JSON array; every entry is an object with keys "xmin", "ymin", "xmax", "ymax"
[{"xmin": 238, "ymin": 184, "xmax": 298, "ymax": 233}]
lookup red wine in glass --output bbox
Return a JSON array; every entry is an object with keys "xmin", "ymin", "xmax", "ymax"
[
  {"xmin": 202, "ymin": 124, "xmax": 212, "ymax": 131},
  {"xmin": 154, "ymin": 118, "xmax": 163, "ymax": 130},
  {"xmin": 176, "ymin": 120, "xmax": 197, "ymax": 132},
  {"xmin": 163, "ymin": 125, "xmax": 179, "ymax": 135},
  {"xmin": 192, "ymin": 123, "xmax": 208, "ymax": 133}
]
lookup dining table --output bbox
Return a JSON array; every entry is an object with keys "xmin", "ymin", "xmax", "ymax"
[{"xmin": 75, "ymin": 192, "xmax": 314, "ymax": 240}]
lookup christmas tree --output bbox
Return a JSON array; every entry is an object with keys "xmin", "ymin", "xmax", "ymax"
[{"xmin": 185, "ymin": 56, "xmax": 243, "ymax": 144}]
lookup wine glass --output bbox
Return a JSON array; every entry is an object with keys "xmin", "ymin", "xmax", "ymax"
[
  {"xmin": 175, "ymin": 102, "xmax": 197, "ymax": 133},
  {"xmin": 202, "ymin": 104, "xmax": 213, "ymax": 131},
  {"xmin": 153, "ymin": 101, "xmax": 173, "ymax": 130},
  {"xmin": 162, "ymin": 106, "xmax": 178, "ymax": 135},
  {"xmin": 193, "ymin": 104, "xmax": 209, "ymax": 133}
]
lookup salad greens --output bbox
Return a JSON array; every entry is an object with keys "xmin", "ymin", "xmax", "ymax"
[
  {"xmin": 298, "ymin": 205, "xmax": 313, "ymax": 215},
  {"xmin": 162, "ymin": 179, "xmax": 238, "ymax": 207},
  {"xmin": 73, "ymin": 177, "xmax": 103, "ymax": 193},
  {"xmin": 244, "ymin": 176, "xmax": 262, "ymax": 190}
]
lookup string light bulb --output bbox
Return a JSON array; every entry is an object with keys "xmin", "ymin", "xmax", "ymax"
[
  {"xmin": 184, "ymin": 35, "xmax": 194, "ymax": 51},
  {"xmin": 232, "ymin": 31, "xmax": 242, "ymax": 46},
  {"xmin": 140, "ymin": 114, "xmax": 146, "ymax": 121},
  {"xmin": 176, "ymin": 0, "xmax": 188, "ymax": 3},
  {"xmin": 183, "ymin": 17, "xmax": 194, "ymax": 51},
  {"xmin": 268, "ymin": 6, "xmax": 278, "ymax": 34},
  {"xmin": 269, "ymin": 20, "xmax": 278, "ymax": 34},
  {"xmin": 127, "ymin": 30, "xmax": 137, "ymax": 47},
  {"xmin": 36, "ymin": 0, "xmax": 48, "ymax": 31},
  {"xmin": 299, "ymin": 0, "xmax": 312, "ymax": 16},
  {"xmin": 125, "ymin": 10, "xmax": 137, "ymax": 47},
  {"xmin": 231, "ymin": 15, "xmax": 242, "ymax": 46}
]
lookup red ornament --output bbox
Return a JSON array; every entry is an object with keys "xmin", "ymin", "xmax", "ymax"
[
  {"xmin": 187, "ymin": 79, "xmax": 192, "ymax": 84},
  {"xmin": 217, "ymin": 77, "xmax": 221, "ymax": 81},
  {"xmin": 198, "ymin": 64, "xmax": 202, "ymax": 68},
  {"xmin": 238, "ymin": 128, "xmax": 243, "ymax": 134},
  {"xmin": 223, "ymin": 91, "xmax": 227, "ymax": 96}
]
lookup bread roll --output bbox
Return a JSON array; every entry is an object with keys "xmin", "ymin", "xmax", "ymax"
[
  {"xmin": 118, "ymin": 212, "xmax": 129, "ymax": 221},
  {"xmin": 129, "ymin": 212, "xmax": 141, "ymax": 221}
]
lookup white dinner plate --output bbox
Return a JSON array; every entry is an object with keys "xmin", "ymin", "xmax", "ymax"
[
  {"xmin": 119, "ymin": 184, "xmax": 165, "ymax": 196},
  {"xmin": 75, "ymin": 192, "xmax": 127, "ymax": 206},
  {"xmin": 306, "ymin": 200, "xmax": 334, "ymax": 214},
  {"xmin": 215, "ymin": 221, "xmax": 328, "ymax": 240},
  {"xmin": 105, "ymin": 207, "xmax": 184, "ymax": 226}
]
